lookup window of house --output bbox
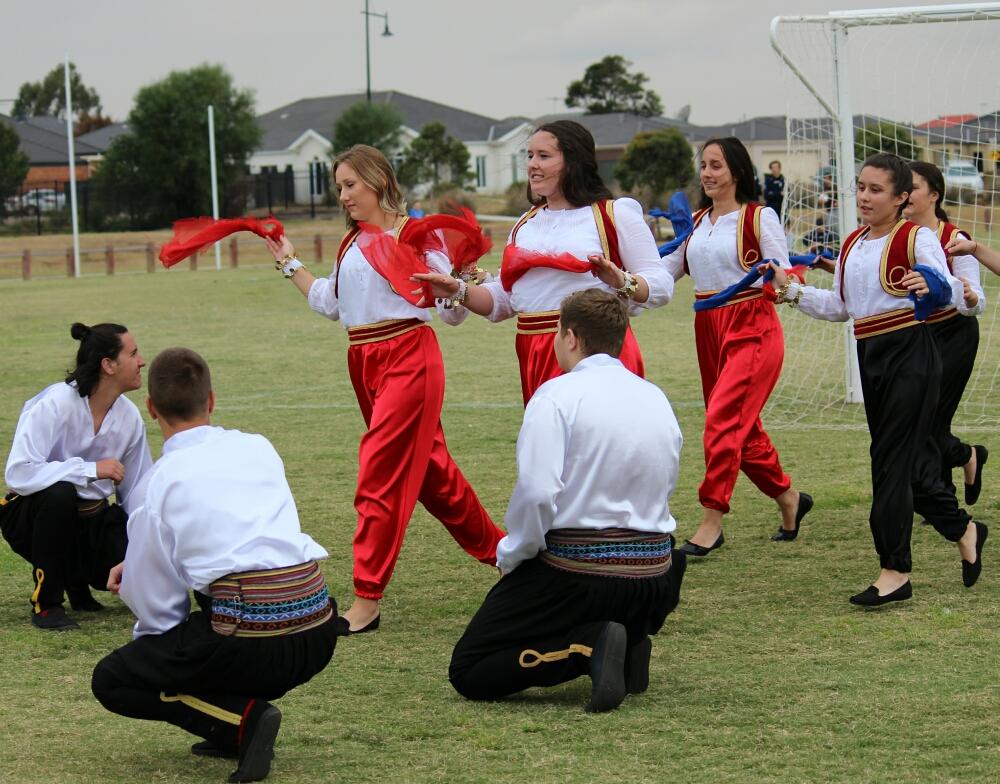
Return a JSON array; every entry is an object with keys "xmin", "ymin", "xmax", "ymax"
[{"xmin": 476, "ymin": 156, "xmax": 487, "ymax": 188}]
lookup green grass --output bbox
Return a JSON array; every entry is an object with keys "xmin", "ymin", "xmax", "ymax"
[{"xmin": 0, "ymin": 265, "xmax": 998, "ymax": 784}]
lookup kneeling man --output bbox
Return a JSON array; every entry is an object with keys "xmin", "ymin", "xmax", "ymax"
[
  {"xmin": 92, "ymin": 348, "xmax": 340, "ymax": 783},
  {"xmin": 449, "ymin": 289, "xmax": 685, "ymax": 713}
]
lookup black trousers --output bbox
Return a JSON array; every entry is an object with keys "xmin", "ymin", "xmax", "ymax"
[
  {"xmin": 449, "ymin": 553, "xmax": 686, "ymax": 701},
  {"xmin": 0, "ymin": 482, "xmax": 127, "ymax": 611},
  {"xmin": 929, "ymin": 315, "xmax": 979, "ymax": 492},
  {"xmin": 91, "ymin": 593, "xmax": 340, "ymax": 751},
  {"xmin": 857, "ymin": 326, "xmax": 971, "ymax": 573}
]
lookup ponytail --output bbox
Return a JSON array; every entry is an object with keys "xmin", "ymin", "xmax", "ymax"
[
  {"xmin": 909, "ymin": 161, "xmax": 949, "ymax": 224},
  {"xmin": 65, "ymin": 322, "xmax": 127, "ymax": 397}
]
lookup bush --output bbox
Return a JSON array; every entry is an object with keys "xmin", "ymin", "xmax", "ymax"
[{"xmin": 503, "ymin": 182, "xmax": 531, "ymax": 216}]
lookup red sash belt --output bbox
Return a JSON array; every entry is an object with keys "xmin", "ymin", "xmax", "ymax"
[
  {"xmin": 694, "ymin": 288, "xmax": 763, "ymax": 307},
  {"xmin": 516, "ymin": 311, "xmax": 561, "ymax": 335},
  {"xmin": 853, "ymin": 308, "xmax": 919, "ymax": 339},
  {"xmin": 500, "ymin": 246, "xmax": 595, "ymax": 292},
  {"xmin": 346, "ymin": 318, "xmax": 425, "ymax": 345},
  {"xmin": 925, "ymin": 307, "xmax": 960, "ymax": 325}
]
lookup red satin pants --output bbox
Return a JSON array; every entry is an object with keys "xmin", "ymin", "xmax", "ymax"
[
  {"xmin": 694, "ymin": 298, "xmax": 791, "ymax": 513},
  {"xmin": 347, "ymin": 325, "xmax": 503, "ymax": 599}
]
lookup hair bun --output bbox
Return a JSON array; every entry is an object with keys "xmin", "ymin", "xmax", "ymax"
[{"xmin": 70, "ymin": 322, "xmax": 91, "ymax": 341}]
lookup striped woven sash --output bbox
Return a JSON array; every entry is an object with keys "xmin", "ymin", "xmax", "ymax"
[
  {"xmin": 539, "ymin": 528, "xmax": 673, "ymax": 579},
  {"xmin": 346, "ymin": 318, "xmax": 424, "ymax": 345},
  {"xmin": 209, "ymin": 560, "xmax": 333, "ymax": 637}
]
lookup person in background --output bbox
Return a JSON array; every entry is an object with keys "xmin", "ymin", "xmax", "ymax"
[{"xmin": 763, "ymin": 160, "xmax": 786, "ymax": 220}]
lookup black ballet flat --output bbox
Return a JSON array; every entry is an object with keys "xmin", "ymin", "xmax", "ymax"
[
  {"xmin": 962, "ymin": 521, "xmax": 988, "ymax": 588},
  {"xmin": 965, "ymin": 445, "xmax": 988, "ymax": 506},
  {"xmin": 676, "ymin": 531, "xmax": 724, "ymax": 557},
  {"xmin": 849, "ymin": 581, "xmax": 912, "ymax": 607},
  {"xmin": 345, "ymin": 614, "xmax": 380, "ymax": 635},
  {"xmin": 771, "ymin": 491, "xmax": 814, "ymax": 542}
]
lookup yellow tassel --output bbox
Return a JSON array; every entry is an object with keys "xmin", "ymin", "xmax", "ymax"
[
  {"xmin": 518, "ymin": 643, "xmax": 592, "ymax": 668},
  {"xmin": 159, "ymin": 692, "xmax": 242, "ymax": 725}
]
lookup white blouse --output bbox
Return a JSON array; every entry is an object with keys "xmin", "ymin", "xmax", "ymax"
[
  {"xmin": 119, "ymin": 425, "xmax": 329, "ymax": 638},
  {"xmin": 5, "ymin": 382, "xmax": 152, "ymax": 512},
  {"xmin": 307, "ymin": 229, "xmax": 452, "ymax": 328},
  {"xmin": 793, "ymin": 226, "xmax": 964, "ymax": 322},
  {"xmin": 496, "ymin": 354, "xmax": 682, "ymax": 575},
  {"xmin": 478, "ymin": 197, "xmax": 673, "ymax": 320},
  {"xmin": 949, "ymin": 251, "xmax": 986, "ymax": 316},
  {"xmin": 665, "ymin": 205, "xmax": 790, "ymax": 293}
]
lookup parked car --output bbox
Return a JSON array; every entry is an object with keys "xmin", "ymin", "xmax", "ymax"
[
  {"xmin": 943, "ymin": 160, "xmax": 984, "ymax": 195},
  {"xmin": 6, "ymin": 189, "xmax": 67, "ymax": 214}
]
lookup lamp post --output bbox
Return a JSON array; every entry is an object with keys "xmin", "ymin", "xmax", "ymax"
[{"xmin": 362, "ymin": 0, "xmax": 392, "ymax": 103}]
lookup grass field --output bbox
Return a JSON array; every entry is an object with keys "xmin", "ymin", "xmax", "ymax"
[{"xmin": 0, "ymin": 259, "xmax": 998, "ymax": 784}]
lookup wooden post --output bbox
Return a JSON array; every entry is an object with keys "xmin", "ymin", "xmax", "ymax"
[
  {"xmin": 105, "ymin": 245, "xmax": 115, "ymax": 275},
  {"xmin": 229, "ymin": 237, "xmax": 239, "ymax": 268},
  {"xmin": 66, "ymin": 247, "xmax": 74, "ymax": 277},
  {"xmin": 21, "ymin": 249, "xmax": 31, "ymax": 281},
  {"xmin": 190, "ymin": 251, "xmax": 198, "ymax": 271},
  {"xmin": 314, "ymin": 234, "xmax": 322, "ymax": 265}
]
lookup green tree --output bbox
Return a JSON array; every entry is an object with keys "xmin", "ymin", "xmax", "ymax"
[
  {"xmin": 566, "ymin": 55, "xmax": 664, "ymax": 117},
  {"xmin": 332, "ymin": 102, "xmax": 404, "ymax": 156},
  {"xmin": 12, "ymin": 62, "xmax": 111, "ymax": 135},
  {"xmin": 91, "ymin": 64, "xmax": 260, "ymax": 227},
  {"xmin": 0, "ymin": 121, "xmax": 30, "ymax": 206},
  {"xmin": 854, "ymin": 122, "xmax": 916, "ymax": 161},
  {"xmin": 614, "ymin": 129, "xmax": 693, "ymax": 204},
  {"xmin": 398, "ymin": 122, "xmax": 472, "ymax": 191}
]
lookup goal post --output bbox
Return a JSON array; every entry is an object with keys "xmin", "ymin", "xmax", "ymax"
[{"xmin": 766, "ymin": 3, "xmax": 1000, "ymax": 430}]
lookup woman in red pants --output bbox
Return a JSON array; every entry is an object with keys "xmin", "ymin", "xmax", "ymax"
[
  {"xmin": 265, "ymin": 144, "xmax": 503, "ymax": 633},
  {"xmin": 665, "ymin": 137, "xmax": 811, "ymax": 555}
]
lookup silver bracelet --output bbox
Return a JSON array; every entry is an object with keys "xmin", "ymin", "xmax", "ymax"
[{"xmin": 279, "ymin": 257, "xmax": 303, "ymax": 278}]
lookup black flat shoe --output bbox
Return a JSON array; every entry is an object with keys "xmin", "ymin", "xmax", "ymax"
[
  {"xmin": 191, "ymin": 740, "xmax": 238, "ymax": 759},
  {"xmin": 625, "ymin": 636, "xmax": 652, "ymax": 695},
  {"xmin": 31, "ymin": 607, "xmax": 79, "ymax": 631},
  {"xmin": 771, "ymin": 491, "xmax": 814, "ymax": 541},
  {"xmin": 677, "ymin": 531, "xmax": 724, "ymax": 557},
  {"xmin": 345, "ymin": 613, "xmax": 380, "ymax": 635},
  {"xmin": 585, "ymin": 622, "xmax": 627, "ymax": 713},
  {"xmin": 962, "ymin": 521, "xmax": 988, "ymax": 588},
  {"xmin": 965, "ymin": 445, "xmax": 988, "ymax": 506},
  {"xmin": 229, "ymin": 705, "xmax": 281, "ymax": 783},
  {"xmin": 849, "ymin": 581, "xmax": 912, "ymax": 607}
]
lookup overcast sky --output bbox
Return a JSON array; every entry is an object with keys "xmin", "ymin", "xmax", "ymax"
[{"xmin": 3, "ymin": 0, "xmax": 998, "ymax": 127}]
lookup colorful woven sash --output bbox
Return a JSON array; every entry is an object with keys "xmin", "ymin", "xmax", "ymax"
[
  {"xmin": 209, "ymin": 560, "xmax": 333, "ymax": 637},
  {"xmin": 539, "ymin": 528, "xmax": 673, "ymax": 579}
]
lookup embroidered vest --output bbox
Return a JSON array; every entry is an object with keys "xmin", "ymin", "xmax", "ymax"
[
  {"xmin": 682, "ymin": 202, "xmax": 764, "ymax": 275},
  {"xmin": 936, "ymin": 221, "xmax": 970, "ymax": 273},
  {"xmin": 838, "ymin": 219, "xmax": 920, "ymax": 300}
]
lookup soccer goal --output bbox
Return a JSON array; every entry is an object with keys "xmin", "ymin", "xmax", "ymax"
[{"xmin": 767, "ymin": 3, "xmax": 1000, "ymax": 431}]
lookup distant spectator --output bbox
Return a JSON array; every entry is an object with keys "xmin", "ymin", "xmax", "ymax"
[
  {"xmin": 763, "ymin": 160, "xmax": 785, "ymax": 219},
  {"xmin": 803, "ymin": 216, "xmax": 837, "ymax": 273},
  {"xmin": 408, "ymin": 200, "xmax": 426, "ymax": 218}
]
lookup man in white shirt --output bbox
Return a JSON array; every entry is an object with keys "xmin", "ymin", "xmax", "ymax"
[
  {"xmin": 91, "ymin": 348, "xmax": 340, "ymax": 784},
  {"xmin": 449, "ymin": 289, "xmax": 686, "ymax": 713},
  {"xmin": 1, "ymin": 322, "xmax": 152, "ymax": 631}
]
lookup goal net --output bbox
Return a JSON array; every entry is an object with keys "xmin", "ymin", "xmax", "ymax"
[{"xmin": 766, "ymin": 4, "xmax": 1000, "ymax": 431}]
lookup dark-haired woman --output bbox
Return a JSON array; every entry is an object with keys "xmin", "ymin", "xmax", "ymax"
[
  {"xmin": 414, "ymin": 120, "xmax": 673, "ymax": 405},
  {"xmin": 1, "ymin": 323, "xmax": 152, "ymax": 630},
  {"xmin": 663, "ymin": 137, "xmax": 810, "ymax": 554},
  {"xmin": 770, "ymin": 154, "xmax": 986, "ymax": 605},
  {"xmin": 904, "ymin": 161, "xmax": 988, "ymax": 505}
]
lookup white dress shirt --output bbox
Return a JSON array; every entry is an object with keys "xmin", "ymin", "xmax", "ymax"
[
  {"xmin": 793, "ymin": 226, "xmax": 964, "ymax": 322},
  {"xmin": 496, "ymin": 354, "xmax": 682, "ymax": 574},
  {"xmin": 119, "ymin": 425, "xmax": 328, "ymax": 638},
  {"xmin": 665, "ymin": 205, "xmax": 790, "ymax": 293},
  {"xmin": 949, "ymin": 252, "xmax": 986, "ymax": 316},
  {"xmin": 307, "ymin": 229, "xmax": 452, "ymax": 328},
  {"xmin": 5, "ymin": 382, "xmax": 152, "ymax": 512},
  {"xmin": 478, "ymin": 198, "xmax": 673, "ymax": 320}
]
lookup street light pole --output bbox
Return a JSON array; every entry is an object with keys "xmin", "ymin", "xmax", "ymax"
[{"xmin": 361, "ymin": 0, "xmax": 392, "ymax": 103}]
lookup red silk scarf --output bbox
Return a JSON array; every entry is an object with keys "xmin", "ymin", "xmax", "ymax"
[
  {"xmin": 500, "ymin": 245, "xmax": 596, "ymax": 292},
  {"xmin": 159, "ymin": 216, "xmax": 284, "ymax": 267}
]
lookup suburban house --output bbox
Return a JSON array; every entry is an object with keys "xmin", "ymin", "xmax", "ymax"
[
  {"xmin": 0, "ymin": 114, "xmax": 98, "ymax": 190},
  {"xmin": 250, "ymin": 90, "xmax": 531, "ymax": 202}
]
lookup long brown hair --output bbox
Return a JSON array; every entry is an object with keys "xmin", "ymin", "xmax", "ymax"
[
  {"xmin": 527, "ymin": 121, "xmax": 613, "ymax": 208},
  {"xmin": 332, "ymin": 144, "xmax": 407, "ymax": 230}
]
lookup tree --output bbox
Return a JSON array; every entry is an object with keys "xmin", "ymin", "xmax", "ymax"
[
  {"xmin": 398, "ymin": 122, "xmax": 472, "ymax": 192},
  {"xmin": 332, "ymin": 102, "xmax": 404, "ymax": 156},
  {"xmin": 614, "ymin": 129, "xmax": 694, "ymax": 204},
  {"xmin": 12, "ymin": 63, "xmax": 111, "ymax": 135},
  {"xmin": 854, "ymin": 122, "xmax": 916, "ymax": 162},
  {"xmin": 0, "ymin": 122, "xmax": 30, "ymax": 205},
  {"xmin": 91, "ymin": 64, "xmax": 260, "ymax": 227},
  {"xmin": 566, "ymin": 55, "xmax": 664, "ymax": 117}
]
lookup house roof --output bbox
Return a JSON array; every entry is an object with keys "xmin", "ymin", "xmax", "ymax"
[
  {"xmin": 257, "ymin": 90, "xmax": 530, "ymax": 151},
  {"xmin": 77, "ymin": 122, "xmax": 130, "ymax": 152},
  {"xmin": 0, "ymin": 114, "xmax": 99, "ymax": 165},
  {"xmin": 916, "ymin": 114, "xmax": 979, "ymax": 129},
  {"xmin": 530, "ymin": 111, "xmax": 695, "ymax": 147}
]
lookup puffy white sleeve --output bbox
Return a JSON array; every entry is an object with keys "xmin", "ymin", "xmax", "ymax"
[
  {"xmin": 760, "ymin": 207, "xmax": 791, "ymax": 267},
  {"xmin": 4, "ymin": 397, "xmax": 94, "ymax": 495},
  {"xmin": 119, "ymin": 499, "xmax": 192, "ymax": 638},
  {"xmin": 306, "ymin": 267, "xmax": 341, "ymax": 321},
  {"xmin": 662, "ymin": 242, "xmax": 687, "ymax": 285},
  {"xmin": 794, "ymin": 259, "xmax": 849, "ymax": 322},
  {"xmin": 496, "ymin": 394, "xmax": 568, "ymax": 575},
  {"xmin": 915, "ymin": 227, "xmax": 963, "ymax": 309},
  {"xmin": 426, "ymin": 246, "xmax": 470, "ymax": 326},
  {"xmin": 951, "ymin": 253, "xmax": 986, "ymax": 316},
  {"xmin": 479, "ymin": 278, "xmax": 514, "ymax": 322},
  {"xmin": 614, "ymin": 198, "xmax": 674, "ymax": 311}
]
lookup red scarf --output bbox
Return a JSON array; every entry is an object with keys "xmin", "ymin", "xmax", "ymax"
[
  {"xmin": 500, "ymin": 245, "xmax": 596, "ymax": 292},
  {"xmin": 159, "ymin": 216, "xmax": 283, "ymax": 267}
]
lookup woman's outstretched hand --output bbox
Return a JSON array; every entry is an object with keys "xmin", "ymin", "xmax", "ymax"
[
  {"xmin": 411, "ymin": 272, "xmax": 460, "ymax": 306},
  {"xmin": 265, "ymin": 234, "xmax": 296, "ymax": 263},
  {"xmin": 765, "ymin": 261, "xmax": 788, "ymax": 287}
]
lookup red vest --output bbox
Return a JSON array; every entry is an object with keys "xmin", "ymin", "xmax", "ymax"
[
  {"xmin": 682, "ymin": 202, "xmax": 764, "ymax": 274},
  {"xmin": 508, "ymin": 200, "xmax": 623, "ymax": 268},
  {"xmin": 936, "ymin": 221, "xmax": 971, "ymax": 273},
  {"xmin": 838, "ymin": 219, "xmax": 920, "ymax": 300}
]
